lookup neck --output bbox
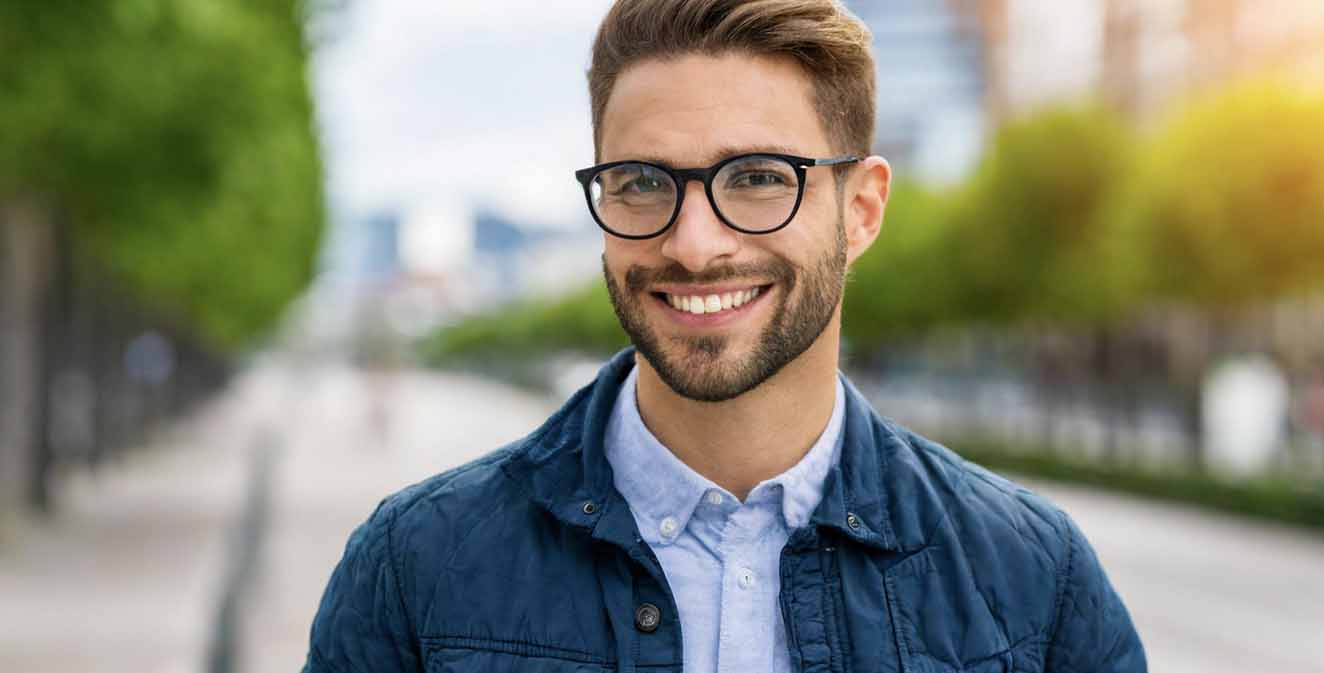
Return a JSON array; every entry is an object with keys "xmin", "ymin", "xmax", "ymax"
[{"xmin": 633, "ymin": 318, "xmax": 842, "ymax": 501}]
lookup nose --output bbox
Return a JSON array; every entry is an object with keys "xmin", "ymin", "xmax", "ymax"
[{"xmin": 659, "ymin": 180, "xmax": 740, "ymax": 272}]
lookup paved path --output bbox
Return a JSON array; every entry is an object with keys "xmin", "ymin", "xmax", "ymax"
[
  {"xmin": 0, "ymin": 360, "xmax": 279, "ymax": 673},
  {"xmin": 1023, "ymin": 478, "xmax": 1324, "ymax": 673},
  {"xmin": 3, "ymin": 356, "xmax": 1321, "ymax": 673}
]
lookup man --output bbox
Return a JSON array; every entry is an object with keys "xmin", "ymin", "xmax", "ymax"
[{"xmin": 304, "ymin": 1, "xmax": 1147, "ymax": 672}]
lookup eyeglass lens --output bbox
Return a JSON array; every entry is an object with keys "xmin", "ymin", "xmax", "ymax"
[{"xmin": 588, "ymin": 154, "xmax": 801, "ymax": 237}]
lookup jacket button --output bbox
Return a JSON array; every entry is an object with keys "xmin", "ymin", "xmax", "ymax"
[
  {"xmin": 846, "ymin": 512, "xmax": 861, "ymax": 530},
  {"xmin": 634, "ymin": 603, "xmax": 661, "ymax": 633}
]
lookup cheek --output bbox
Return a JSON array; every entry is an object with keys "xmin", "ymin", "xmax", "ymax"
[{"xmin": 604, "ymin": 236, "xmax": 658, "ymax": 266}]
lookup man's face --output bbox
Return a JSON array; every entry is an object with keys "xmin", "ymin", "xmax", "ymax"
[{"xmin": 599, "ymin": 52, "xmax": 849, "ymax": 402}]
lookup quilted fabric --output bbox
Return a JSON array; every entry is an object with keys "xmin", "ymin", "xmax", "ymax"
[{"xmin": 304, "ymin": 348, "xmax": 1146, "ymax": 673}]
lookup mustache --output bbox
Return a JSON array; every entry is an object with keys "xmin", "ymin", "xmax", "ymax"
[{"xmin": 622, "ymin": 260, "xmax": 795, "ymax": 293}]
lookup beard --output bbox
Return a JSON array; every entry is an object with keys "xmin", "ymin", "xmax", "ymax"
[{"xmin": 603, "ymin": 221, "xmax": 847, "ymax": 402}]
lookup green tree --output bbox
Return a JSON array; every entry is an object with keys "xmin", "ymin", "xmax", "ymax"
[
  {"xmin": 423, "ymin": 281, "xmax": 627, "ymax": 363},
  {"xmin": 842, "ymin": 181, "xmax": 963, "ymax": 347},
  {"xmin": 0, "ymin": 0, "xmax": 324, "ymax": 349},
  {"xmin": 946, "ymin": 105, "xmax": 1139, "ymax": 326},
  {"xmin": 1112, "ymin": 79, "xmax": 1324, "ymax": 311},
  {"xmin": 1, "ymin": 0, "xmax": 325, "ymax": 512}
]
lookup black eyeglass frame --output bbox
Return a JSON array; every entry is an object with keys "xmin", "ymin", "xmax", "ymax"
[{"xmin": 574, "ymin": 153, "xmax": 861, "ymax": 240}]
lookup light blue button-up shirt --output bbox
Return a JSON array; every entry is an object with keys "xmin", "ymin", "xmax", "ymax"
[{"xmin": 604, "ymin": 365, "xmax": 845, "ymax": 673}]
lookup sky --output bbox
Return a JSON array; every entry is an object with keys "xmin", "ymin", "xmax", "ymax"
[{"xmin": 312, "ymin": 0, "xmax": 616, "ymax": 232}]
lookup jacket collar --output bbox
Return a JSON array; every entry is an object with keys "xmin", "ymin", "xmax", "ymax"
[{"xmin": 501, "ymin": 347, "xmax": 901, "ymax": 552}]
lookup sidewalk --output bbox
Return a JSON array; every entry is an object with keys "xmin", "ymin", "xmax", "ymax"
[{"xmin": 0, "ymin": 359, "xmax": 286, "ymax": 673}]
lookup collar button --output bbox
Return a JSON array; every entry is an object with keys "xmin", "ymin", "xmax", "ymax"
[{"xmin": 659, "ymin": 516, "xmax": 679, "ymax": 538}]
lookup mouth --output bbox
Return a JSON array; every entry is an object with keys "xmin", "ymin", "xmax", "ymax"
[{"xmin": 647, "ymin": 283, "xmax": 774, "ymax": 323}]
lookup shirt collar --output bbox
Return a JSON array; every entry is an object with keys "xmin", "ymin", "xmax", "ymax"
[{"xmin": 604, "ymin": 363, "xmax": 845, "ymax": 546}]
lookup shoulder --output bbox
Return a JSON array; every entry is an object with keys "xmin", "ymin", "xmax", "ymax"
[
  {"xmin": 878, "ymin": 419, "xmax": 1075, "ymax": 559},
  {"xmin": 363, "ymin": 440, "xmax": 536, "ymax": 555},
  {"xmin": 866, "ymin": 420, "xmax": 1107, "ymax": 664}
]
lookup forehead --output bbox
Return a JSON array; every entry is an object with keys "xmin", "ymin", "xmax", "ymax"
[{"xmin": 598, "ymin": 52, "xmax": 829, "ymax": 165}]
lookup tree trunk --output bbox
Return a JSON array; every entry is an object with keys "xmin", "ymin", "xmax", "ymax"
[{"xmin": 0, "ymin": 200, "xmax": 56, "ymax": 518}]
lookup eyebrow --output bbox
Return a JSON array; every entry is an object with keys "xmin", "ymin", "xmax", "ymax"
[{"xmin": 624, "ymin": 143, "xmax": 804, "ymax": 167}]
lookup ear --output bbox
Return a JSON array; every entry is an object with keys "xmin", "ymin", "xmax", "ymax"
[{"xmin": 843, "ymin": 155, "xmax": 891, "ymax": 267}]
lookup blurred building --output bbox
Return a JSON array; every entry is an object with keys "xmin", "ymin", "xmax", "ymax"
[
  {"xmin": 472, "ymin": 211, "xmax": 601, "ymax": 303},
  {"xmin": 957, "ymin": 0, "xmax": 1324, "ymax": 121},
  {"xmin": 848, "ymin": 0, "xmax": 987, "ymax": 182}
]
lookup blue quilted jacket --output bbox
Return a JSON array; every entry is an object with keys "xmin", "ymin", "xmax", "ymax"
[{"xmin": 304, "ymin": 348, "xmax": 1146, "ymax": 672}]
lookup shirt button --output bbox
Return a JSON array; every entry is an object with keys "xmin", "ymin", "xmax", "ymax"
[
  {"xmin": 737, "ymin": 567, "xmax": 756, "ymax": 589},
  {"xmin": 659, "ymin": 516, "xmax": 679, "ymax": 538},
  {"xmin": 705, "ymin": 491, "xmax": 723, "ymax": 506},
  {"xmin": 635, "ymin": 603, "xmax": 661, "ymax": 633}
]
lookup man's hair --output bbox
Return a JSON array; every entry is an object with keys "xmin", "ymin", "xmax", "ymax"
[{"xmin": 588, "ymin": 0, "xmax": 876, "ymax": 161}]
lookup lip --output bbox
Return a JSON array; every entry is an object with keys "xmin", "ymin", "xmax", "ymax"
[{"xmin": 647, "ymin": 283, "xmax": 774, "ymax": 328}]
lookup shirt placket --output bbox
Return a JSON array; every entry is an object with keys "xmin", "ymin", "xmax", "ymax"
[{"xmin": 716, "ymin": 502, "xmax": 783, "ymax": 673}]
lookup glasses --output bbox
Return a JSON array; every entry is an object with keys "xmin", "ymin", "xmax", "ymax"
[{"xmin": 575, "ymin": 153, "xmax": 860, "ymax": 240}]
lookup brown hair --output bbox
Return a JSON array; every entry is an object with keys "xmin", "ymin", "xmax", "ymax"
[{"xmin": 588, "ymin": 0, "xmax": 876, "ymax": 161}]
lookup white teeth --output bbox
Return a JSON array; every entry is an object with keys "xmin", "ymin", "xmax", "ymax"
[{"xmin": 665, "ymin": 288, "xmax": 764, "ymax": 314}]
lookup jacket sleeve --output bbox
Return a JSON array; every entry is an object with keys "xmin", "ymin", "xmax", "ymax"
[
  {"xmin": 1045, "ymin": 511, "xmax": 1147, "ymax": 673},
  {"xmin": 303, "ymin": 501, "xmax": 422, "ymax": 673}
]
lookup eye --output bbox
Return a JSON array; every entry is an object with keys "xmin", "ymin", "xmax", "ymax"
[
  {"xmin": 601, "ymin": 164, "xmax": 674, "ymax": 197},
  {"xmin": 719, "ymin": 156, "xmax": 798, "ymax": 192},
  {"xmin": 621, "ymin": 174, "xmax": 668, "ymax": 194},
  {"xmin": 729, "ymin": 171, "xmax": 788, "ymax": 188}
]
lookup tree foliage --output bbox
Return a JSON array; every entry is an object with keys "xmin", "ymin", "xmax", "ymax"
[
  {"xmin": 943, "ymin": 105, "xmax": 1138, "ymax": 325},
  {"xmin": 0, "ymin": 0, "xmax": 324, "ymax": 349},
  {"xmin": 423, "ymin": 281, "xmax": 628, "ymax": 363},
  {"xmin": 842, "ymin": 181, "xmax": 963, "ymax": 344},
  {"xmin": 1111, "ymin": 80, "xmax": 1324, "ymax": 311}
]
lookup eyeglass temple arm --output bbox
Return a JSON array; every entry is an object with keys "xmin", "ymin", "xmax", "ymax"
[{"xmin": 810, "ymin": 155, "xmax": 862, "ymax": 167}]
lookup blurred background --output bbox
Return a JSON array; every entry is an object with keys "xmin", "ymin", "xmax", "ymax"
[{"xmin": 2, "ymin": 1, "xmax": 1322, "ymax": 672}]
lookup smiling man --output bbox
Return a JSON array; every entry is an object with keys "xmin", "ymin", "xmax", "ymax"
[{"xmin": 303, "ymin": 2, "xmax": 1146, "ymax": 672}]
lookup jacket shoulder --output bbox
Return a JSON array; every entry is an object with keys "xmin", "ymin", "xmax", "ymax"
[
  {"xmin": 882, "ymin": 421, "xmax": 1072, "ymax": 556},
  {"xmin": 874, "ymin": 421, "xmax": 1082, "ymax": 667},
  {"xmin": 369, "ymin": 440, "xmax": 534, "ymax": 554},
  {"xmin": 884, "ymin": 428, "xmax": 1146, "ymax": 670}
]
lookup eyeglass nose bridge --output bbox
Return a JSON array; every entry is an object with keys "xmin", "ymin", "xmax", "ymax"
[{"xmin": 667, "ymin": 165, "xmax": 727, "ymax": 228}]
